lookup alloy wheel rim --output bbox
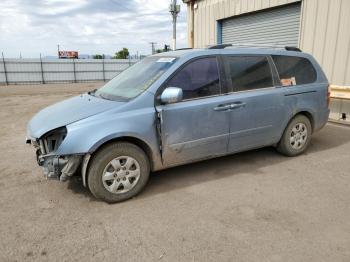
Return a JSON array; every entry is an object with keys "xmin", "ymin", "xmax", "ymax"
[
  {"xmin": 102, "ymin": 156, "xmax": 141, "ymax": 194},
  {"xmin": 290, "ymin": 122, "xmax": 308, "ymax": 150}
]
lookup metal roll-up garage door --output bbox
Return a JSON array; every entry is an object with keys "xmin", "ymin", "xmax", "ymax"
[{"xmin": 221, "ymin": 3, "xmax": 301, "ymax": 47}]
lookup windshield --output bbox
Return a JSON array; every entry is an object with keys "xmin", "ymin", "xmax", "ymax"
[{"xmin": 95, "ymin": 56, "xmax": 177, "ymax": 101}]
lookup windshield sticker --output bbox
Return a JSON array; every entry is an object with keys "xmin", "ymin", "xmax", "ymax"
[{"xmin": 157, "ymin": 57, "xmax": 176, "ymax": 63}]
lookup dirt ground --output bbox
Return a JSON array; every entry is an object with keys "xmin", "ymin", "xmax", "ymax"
[{"xmin": 0, "ymin": 83, "xmax": 350, "ymax": 262}]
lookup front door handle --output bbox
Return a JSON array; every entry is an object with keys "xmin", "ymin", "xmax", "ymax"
[{"xmin": 213, "ymin": 104, "xmax": 231, "ymax": 111}]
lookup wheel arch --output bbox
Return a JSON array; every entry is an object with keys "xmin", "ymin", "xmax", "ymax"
[
  {"xmin": 294, "ymin": 110, "xmax": 315, "ymax": 132},
  {"xmin": 277, "ymin": 110, "xmax": 315, "ymax": 145},
  {"xmin": 82, "ymin": 135, "xmax": 155, "ymax": 188},
  {"xmin": 276, "ymin": 110, "xmax": 314, "ymax": 156}
]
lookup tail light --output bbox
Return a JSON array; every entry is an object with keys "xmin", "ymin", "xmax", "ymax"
[{"xmin": 327, "ymin": 85, "xmax": 331, "ymax": 108}]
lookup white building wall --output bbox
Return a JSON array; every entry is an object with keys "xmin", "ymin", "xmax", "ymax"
[{"xmin": 299, "ymin": 0, "xmax": 350, "ymax": 86}]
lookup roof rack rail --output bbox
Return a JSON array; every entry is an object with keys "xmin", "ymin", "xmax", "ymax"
[
  {"xmin": 207, "ymin": 44, "xmax": 232, "ymax": 49},
  {"xmin": 285, "ymin": 46, "xmax": 302, "ymax": 52},
  {"xmin": 175, "ymin": 48, "xmax": 193, "ymax": 51},
  {"xmin": 207, "ymin": 43, "xmax": 303, "ymax": 52}
]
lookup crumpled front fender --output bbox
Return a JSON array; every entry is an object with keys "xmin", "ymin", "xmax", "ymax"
[{"xmin": 54, "ymin": 106, "xmax": 162, "ymax": 171}]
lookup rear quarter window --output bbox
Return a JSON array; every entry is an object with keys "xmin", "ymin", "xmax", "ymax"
[{"xmin": 272, "ymin": 55, "xmax": 317, "ymax": 86}]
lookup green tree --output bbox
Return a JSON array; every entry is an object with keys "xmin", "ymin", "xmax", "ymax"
[
  {"xmin": 114, "ymin": 48, "xmax": 129, "ymax": 59},
  {"xmin": 155, "ymin": 45, "xmax": 170, "ymax": 54},
  {"xmin": 93, "ymin": 54, "xmax": 103, "ymax": 59}
]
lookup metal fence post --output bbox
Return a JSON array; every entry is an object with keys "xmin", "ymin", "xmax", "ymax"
[
  {"xmin": 2, "ymin": 52, "xmax": 8, "ymax": 85},
  {"xmin": 39, "ymin": 53, "xmax": 45, "ymax": 84},
  {"xmin": 102, "ymin": 54, "xmax": 106, "ymax": 82},
  {"xmin": 73, "ymin": 59, "xmax": 77, "ymax": 83}
]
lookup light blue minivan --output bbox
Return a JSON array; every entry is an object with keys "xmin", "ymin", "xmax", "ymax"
[{"xmin": 27, "ymin": 45, "xmax": 330, "ymax": 202}]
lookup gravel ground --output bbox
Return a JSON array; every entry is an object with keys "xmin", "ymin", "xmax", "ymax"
[{"xmin": 0, "ymin": 83, "xmax": 350, "ymax": 262}]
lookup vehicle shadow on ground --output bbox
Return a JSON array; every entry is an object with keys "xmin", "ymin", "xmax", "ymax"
[
  {"xmin": 66, "ymin": 124, "xmax": 350, "ymax": 202},
  {"xmin": 140, "ymin": 124, "xmax": 350, "ymax": 199},
  {"xmin": 66, "ymin": 176, "xmax": 97, "ymax": 202}
]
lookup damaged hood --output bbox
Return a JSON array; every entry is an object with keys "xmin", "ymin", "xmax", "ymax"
[{"xmin": 27, "ymin": 93, "xmax": 125, "ymax": 138}]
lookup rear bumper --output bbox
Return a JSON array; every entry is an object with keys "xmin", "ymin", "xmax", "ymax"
[{"xmin": 314, "ymin": 109, "xmax": 330, "ymax": 132}]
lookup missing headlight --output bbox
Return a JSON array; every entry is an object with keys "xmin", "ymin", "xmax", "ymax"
[{"xmin": 40, "ymin": 126, "xmax": 67, "ymax": 154}]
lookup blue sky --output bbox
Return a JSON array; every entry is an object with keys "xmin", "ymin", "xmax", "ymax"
[{"xmin": 0, "ymin": 0, "xmax": 188, "ymax": 58}]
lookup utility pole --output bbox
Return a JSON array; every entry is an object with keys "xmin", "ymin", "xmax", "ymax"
[
  {"xmin": 149, "ymin": 42, "xmax": 157, "ymax": 55},
  {"xmin": 169, "ymin": 0, "xmax": 180, "ymax": 50}
]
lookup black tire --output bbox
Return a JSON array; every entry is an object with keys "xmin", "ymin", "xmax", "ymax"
[
  {"xmin": 87, "ymin": 142, "xmax": 150, "ymax": 203},
  {"xmin": 277, "ymin": 115, "xmax": 312, "ymax": 157}
]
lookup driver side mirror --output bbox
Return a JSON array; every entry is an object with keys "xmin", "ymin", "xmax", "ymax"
[{"xmin": 160, "ymin": 87, "xmax": 183, "ymax": 104}]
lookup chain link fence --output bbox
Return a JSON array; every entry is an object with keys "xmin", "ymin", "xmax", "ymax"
[{"xmin": 0, "ymin": 57, "xmax": 139, "ymax": 85}]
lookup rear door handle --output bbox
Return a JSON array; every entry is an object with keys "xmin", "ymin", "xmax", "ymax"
[
  {"xmin": 213, "ymin": 104, "xmax": 231, "ymax": 111},
  {"xmin": 230, "ymin": 102, "xmax": 246, "ymax": 109}
]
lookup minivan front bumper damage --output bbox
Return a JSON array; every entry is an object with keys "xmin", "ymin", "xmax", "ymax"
[
  {"xmin": 39, "ymin": 154, "xmax": 82, "ymax": 181},
  {"xmin": 26, "ymin": 126, "xmax": 83, "ymax": 181}
]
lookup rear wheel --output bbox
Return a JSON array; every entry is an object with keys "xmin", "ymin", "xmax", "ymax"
[
  {"xmin": 277, "ymin": 115, "xmax": 312, "ymax": 156},
  {"xmin": 87, "ymin": 142, "xmax": 150, "ymax": 203}
]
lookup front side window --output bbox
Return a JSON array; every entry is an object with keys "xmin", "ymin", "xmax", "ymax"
[
  {"xmin": 224, "ymin": 56, "xmax": 273, "ymax": 92},
  {"xmin": 166, "ymin": 57, "xmax": 220, "ymax": 100},
  {"xmin": 95, "ymin": 56, "xmax": 176, "ymax": 101},
  {"xmin": 272, "ymin": 55, "xmax": 317, "ymax": 86}
]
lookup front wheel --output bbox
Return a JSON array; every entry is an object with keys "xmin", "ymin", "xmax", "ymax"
[
  {"xmin": 277, "ymin": 115, "xmax": 312, "ymax": 156},
  {"xmin": 87, "ymin": 142, "xmax": 150, "ymax": 203}
]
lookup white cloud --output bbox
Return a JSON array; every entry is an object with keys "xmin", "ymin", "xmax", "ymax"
[{"xmin": 0, "ymin": 0, "xmax": 188, "ymax": 58}]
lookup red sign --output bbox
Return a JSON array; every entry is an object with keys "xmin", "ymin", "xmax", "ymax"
[{"xmin": 58, "ymin": 51, "xmax": 78, "ymax": 59}]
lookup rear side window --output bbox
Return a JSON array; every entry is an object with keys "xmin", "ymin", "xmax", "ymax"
[
  {"xmin": 223, "ymin": 56, "xmax": 273, "ymax": 92},
  {"xmin": 166, "ymin": 57, "xmax": 220, "ymax": 100},
  {"xmin": 272, "ymin": 55, "xmax": 317, "ymax": 86}
]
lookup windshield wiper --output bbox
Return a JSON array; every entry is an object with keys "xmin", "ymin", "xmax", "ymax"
[{"xmin": 98, "ymin": 92, "xmax": 129, "ymax": 102}]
